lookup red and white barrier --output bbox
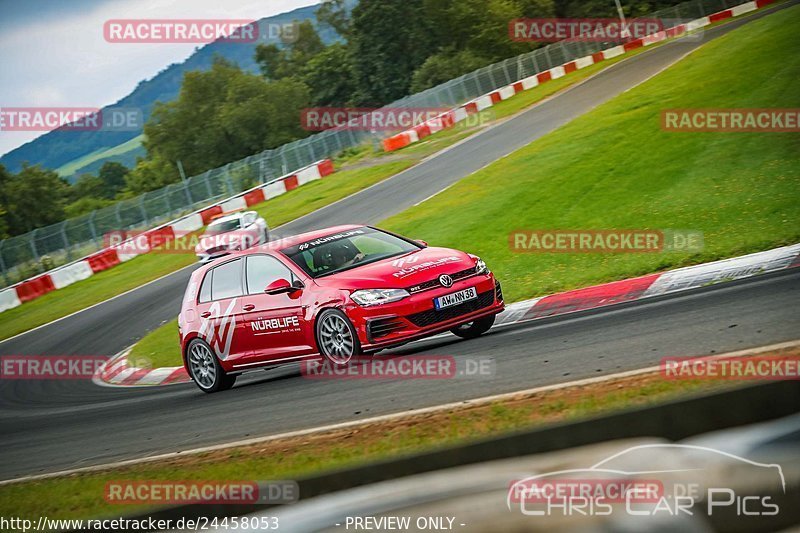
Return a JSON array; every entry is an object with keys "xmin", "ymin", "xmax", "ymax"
[
  {"xmin": 0, "ymin": 159, "xmax": 336, "ymax": 313},
  {"xmin": 383, "ymin": 0, "xmax": 774, "ymax": 152},
  {"xmin": 49, "ymin": 261, "xmax": 93, "ymax": 289}
]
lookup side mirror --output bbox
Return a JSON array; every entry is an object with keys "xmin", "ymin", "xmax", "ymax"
[
  {"xmin": 416, "ymin": 240, "xmax": 429, "ymax": 247},
  {"xmin": 264, "ymin": 278, "xmax": 298, "ymax": 295}
]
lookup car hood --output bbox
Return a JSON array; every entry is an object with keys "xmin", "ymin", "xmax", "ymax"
[{"xmin": 313, "ymin": 247, "xmax": 477, "ymax": 290}]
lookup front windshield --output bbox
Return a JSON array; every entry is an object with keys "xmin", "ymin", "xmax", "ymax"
[
  {"xmin": 205, "ymin": 219, "xmax": 240, "ymax": 235},
  {"xmin": 281, "ymin": 227, "xmax": 420, "ymax": 278}
]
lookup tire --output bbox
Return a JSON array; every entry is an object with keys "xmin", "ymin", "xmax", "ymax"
[
  {"xmin": 315, "ymin": 309, "xmax": 361, "ymax": 366},
  {"xmin": 186, "ymin": 338, "xmax": 237, "ymax": 393},
  {"xmin": 450, "ymin": 314, "xmax": 496, "ymax": 339}
]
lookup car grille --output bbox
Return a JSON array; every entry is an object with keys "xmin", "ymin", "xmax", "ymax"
[
  {"xmin": 367, "ymin": 317, "xmax": 407, "ymax": 341},
  {"xmin": 406, "ymin": 267, "xmax": 477, "ymax": 294},
  {"xmin": 495, "ymin": 281, "xmax": 503, "ymax": 302},
  {"xmin": 407, "ymin": 289, "xmax": 495, "ymax": 328}
]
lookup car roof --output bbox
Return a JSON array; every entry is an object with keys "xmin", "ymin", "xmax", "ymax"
[
  {"xmin": 194, "ymin": 224, "xmax": 367, "ymax": 274},
  {"xmin": 264, "ymin": 224, "xmax": 366, "ymax": 251}
]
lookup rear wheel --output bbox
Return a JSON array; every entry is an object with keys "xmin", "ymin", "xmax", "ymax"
[
  {"xmin": 186, "ymin": 338, "xmax": 236, "ymax": 393},
  {"xmin": 450, "ymin": 314, "xmax": 496, "ymax": 339},
  {"xmin": 316, "ymin": 309, "xmax": 361, "ymax": 366}
]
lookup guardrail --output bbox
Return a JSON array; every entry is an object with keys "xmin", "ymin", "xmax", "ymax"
[{"xmin": 0, "ymin": 160, "xmax": 334, "ymax": 313}]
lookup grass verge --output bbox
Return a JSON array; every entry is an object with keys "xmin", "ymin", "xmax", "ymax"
[{"xmin": 383, "ymin": 5, "xmax": 800, "ymax": 303}]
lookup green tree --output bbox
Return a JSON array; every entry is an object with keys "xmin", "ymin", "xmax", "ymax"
[
  {"xmin": 70, "ymin": 173, "xmax": 106, "ymax": 202},
  {"xmin": 64, "ymin": 197, "xmax": 114, "ymax": 218},
  {"xmin": 125, "ymin": 156, "xmax": 179, "ymax": 195},
  {"xmin": 255, "ymin": 20, "xmax": 326, "ymax": 81},
  {"xmin": 3, "ymin": 164, "xmax": 68, "ymax": 234},
  {"xmin": 0, "ymin": 165, "xmax": 12, "ymax": 239},
  {"xmin": 303, "ymin": 43, "xmax": 356, "ymax": 106},
  {"xmin": 349, "ymin": 0, "xmax": 434, "ymax": 105},
  {"xmin": 410, "ymin": 48, "xmax": 491, "ymax": 93},
  {"xmin": 316, "ymin": 0, "xmax": 351, "ymax": 37},
  {"xmin": 141, "ymin": 57, "xmax": 311, "ymax": 181},
  {"xmin": 98, "ymin": 161, "xmax": 129, "ymax": 198}
]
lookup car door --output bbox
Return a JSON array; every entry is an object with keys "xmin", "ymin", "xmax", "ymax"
[
  {"xmin": 195, "ymin": 258, "xmax": 250, "ymax": 366},
  {"xmin": 238, "ymin": 254, "xmax": 312, "ymax": 366}
]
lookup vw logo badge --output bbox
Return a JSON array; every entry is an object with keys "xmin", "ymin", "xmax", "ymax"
[{"xmin": 439, "ymin": 274, "xmax": 453, "ymax": 288}]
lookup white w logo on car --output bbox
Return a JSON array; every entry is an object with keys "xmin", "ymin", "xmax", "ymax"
[
  {"xmin": 198, "ymin": 298, "xmax": 237, "ymax": 360},
  {"xmin": 392, "ymin": 255, "xmax": 420, "ymax": 268}
]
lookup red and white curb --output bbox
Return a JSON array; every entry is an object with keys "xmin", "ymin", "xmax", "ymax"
[
  {"xmin": 92, "ymin": 347, "xmax": 187, "ymax": 388},
  {"xmin": 94, "ymin": 242, "xmax": 800, "ymax": 388},
  {"xmin": 382, "ymin": 0, "xmax": 776, "ymax": 152},
  {"xmin": 0, "ymin": 159, "xmax": 335, "ymax": 313},
  {"xmin": 496, "ymin": 243, "xmax": 800, "ymax": 326}
]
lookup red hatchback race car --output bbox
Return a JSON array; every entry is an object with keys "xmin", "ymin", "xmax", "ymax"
[{"xmin": 179, "ymin": 225, "xmax": 504, "ymax": 392}]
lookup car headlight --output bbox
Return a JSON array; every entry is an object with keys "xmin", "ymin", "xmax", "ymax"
[
  {"xmin": 475, "ymin": 257, "xmax": 489, "ymax": 274},
  {"xmin": 350, "ymin": 289, "xmax": 410, "ymax": 307}
]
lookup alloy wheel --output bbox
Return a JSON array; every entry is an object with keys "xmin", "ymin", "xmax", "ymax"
[
  {"xmin": 188, "ymin": 342, "xmax": 217, "ymax": 389},
  {"xmin": 319, "ymin": 313, "xmax": 355, "ymax": 364}
]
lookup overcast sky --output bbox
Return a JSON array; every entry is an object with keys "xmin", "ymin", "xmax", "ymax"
[{"xmin": 0, "ymin": 0, "xmax": 318, "ymax": 157}]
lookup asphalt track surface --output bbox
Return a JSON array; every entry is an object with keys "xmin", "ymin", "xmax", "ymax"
[{"xmin": 0, "ymin": 4, "xmax": 797, "ymax": 480}]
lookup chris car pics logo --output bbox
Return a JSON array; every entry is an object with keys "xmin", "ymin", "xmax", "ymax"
[{"xmin": 507, "ymin": 444, "xmax": 784, "ymax": 518}]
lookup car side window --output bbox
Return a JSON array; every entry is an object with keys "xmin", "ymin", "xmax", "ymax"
[
  {"xmin": 243, "ymin": 212, "xmax": 256, "ymax": 226},
  {"xmin": 198, "ymin": 270, "xmax": 213, "ymax": 303},
  {"xmin": 246, "ymin": 255, "xmax": 293, "ymax": 295},
  {"xmin": 211, "ymin": 259, "xmax": 244, "ymax": 301}
]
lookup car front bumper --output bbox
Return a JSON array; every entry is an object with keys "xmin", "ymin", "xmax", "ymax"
[{"xmin": 346, "ymin": 273, "xmax": 505, "ymax": 351}]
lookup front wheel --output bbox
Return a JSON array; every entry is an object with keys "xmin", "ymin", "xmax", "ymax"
[
  {"xmin": 316, "ymin": 309, "xmax": 361, "ymax": 366},
  {"xmin": 450, "ymin": 314, "xmax": 496, "ymax": 339},
  {"xmin": 186, "ymin": 338, "xmax": 237, "ymax": 393}
]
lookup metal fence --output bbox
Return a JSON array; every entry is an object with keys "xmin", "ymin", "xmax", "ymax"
[{"xmin": 0, "ymin": 0, "xmax": 747, "ymax": 287}]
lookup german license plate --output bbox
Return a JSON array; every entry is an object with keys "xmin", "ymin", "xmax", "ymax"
[{"xmin": 434, "ymin": 287, "xmax": 478, "ymax": 310}]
